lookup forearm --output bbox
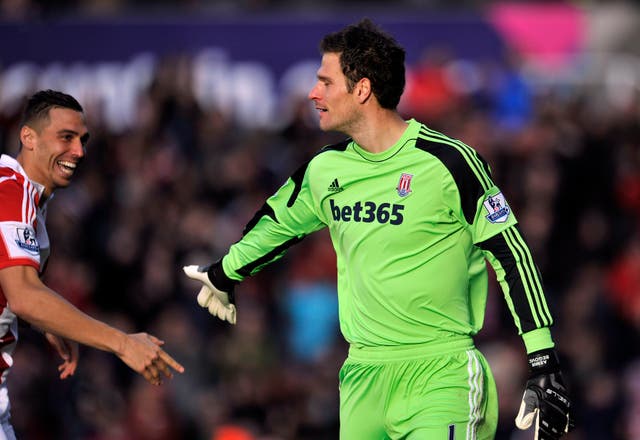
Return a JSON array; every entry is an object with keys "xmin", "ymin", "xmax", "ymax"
[
  {"xmin": 1, "ymin": 265, "xmax": 183, "ymax": 385},
  {"xmin": 479, "ymin": 225, "xmax": 554, "ymax": 340},
  {"xmin": 12, "ymin": 284, "xmax": 126, "ymax": 356},
  {"xmin": 223, "ymin": 172, "xmax": 325, "ymax": 280}
]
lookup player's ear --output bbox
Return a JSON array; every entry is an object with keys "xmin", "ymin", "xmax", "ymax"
[
  {"xmin": 20, "ymin": 126, "xmax": 37, "ymax": 151},
  {"xmin": 356, "ymin": 78, "xmax": 372, "ymax": 104}
]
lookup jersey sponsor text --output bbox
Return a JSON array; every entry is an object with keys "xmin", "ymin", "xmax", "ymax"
[{"xmin": 330, "ymin": 199, "xmax": 405, "ymax": 225}]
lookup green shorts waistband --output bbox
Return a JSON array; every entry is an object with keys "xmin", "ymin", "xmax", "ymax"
[{"xmin": 347, "ymin": 336, "xmax": 475, "ymax": 363}]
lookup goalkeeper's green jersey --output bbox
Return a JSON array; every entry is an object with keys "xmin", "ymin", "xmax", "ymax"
[{"xmin": 221, "ymin": 119, "xmax": 554, "ymax": 353}]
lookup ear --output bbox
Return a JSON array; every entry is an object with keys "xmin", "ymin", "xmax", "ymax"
[
  {"xmin": 20, "ymin": 126, "xmax": 37, "ymax": 151},
  {"xmin": 356, "ymin": 78, "xmax": 372, "ymax": 104}
]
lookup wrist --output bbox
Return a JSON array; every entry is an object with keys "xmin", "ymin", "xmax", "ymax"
[
  {"xmin": 522, "ymin": 327, "xmax": 554, "ymax": 354},
  {"xmin": 206, "ymin": 260, "xmax": 237, "ymax": 292},
  {"xmin": 527, "ymin": 348, "xmax": 561, "ymax": 376},
  {"xmin": 111, "ymin": 329, "xmax": 130, "ymax": 357}
]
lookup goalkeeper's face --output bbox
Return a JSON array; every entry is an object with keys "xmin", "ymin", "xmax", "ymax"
[{"xmin": 308, "ymin": 52, "xmax": 362, "ymax": 135}]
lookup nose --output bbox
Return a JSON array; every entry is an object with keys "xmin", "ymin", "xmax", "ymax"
[
  {"xmin": 308, "ymin": 83, "xmax": 320, "ymax": 101},
  {"xmin": 72, "ymin": 138, "xmax": 86, "ymax": 159}
]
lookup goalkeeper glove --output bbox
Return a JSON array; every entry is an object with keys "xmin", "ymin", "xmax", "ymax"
[
  {"xmin": 515, "ymin": 348, "xmax": 574, "ymax": 440},
  {"xmin": 183, "ymin": 262, "xmax": 237, "ymax": 324}
]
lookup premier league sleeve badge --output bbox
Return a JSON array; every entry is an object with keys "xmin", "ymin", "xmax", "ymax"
[{"xmin": 483, "ymin": 192, "xmax": 510, "ymax": 223}]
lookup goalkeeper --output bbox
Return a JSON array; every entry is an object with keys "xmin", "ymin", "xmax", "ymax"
[{"xmin": 184, "ymin": 18, "xmax": 573, "ymax": 439}]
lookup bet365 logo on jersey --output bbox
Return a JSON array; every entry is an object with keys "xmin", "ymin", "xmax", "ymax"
[{"xmin": 330, "ymin": 199, "xmax": 405, "ymax": 225}]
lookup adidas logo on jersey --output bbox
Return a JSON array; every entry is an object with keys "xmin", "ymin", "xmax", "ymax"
[{"xmin": 328, "ymin": 178, "xmax": 344, "ymax": 193}]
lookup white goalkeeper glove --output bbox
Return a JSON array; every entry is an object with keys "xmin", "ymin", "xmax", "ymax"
[
  {"xmin": 515, "ymin": 348, "xmax": 574, "ymax": 440},
  {"xmin": 183, "ymin": 264, "xmax": 237, "ymax": 324}
]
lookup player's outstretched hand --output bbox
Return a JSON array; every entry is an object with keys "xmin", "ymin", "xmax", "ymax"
[
  {"xmin": 515, "ymin": 349, "xmax": 574, "ymax": 439},
  {"xmin": 183, "ymin": 264, "xmax": 236, "ymax": 324},
  {"xmin": 45, "ymin": 332, "xmax": 79, "ymax": 379},
  {"xmin": 117, "ymin": 333, "xmax": 184, "ymax": 386}
]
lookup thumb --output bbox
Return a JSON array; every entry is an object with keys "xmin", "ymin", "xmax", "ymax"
[
  {"xmin": 515, "ymin": 390, "xmax": 538, "ymax": 430},
  {"xmin": 183, "ymin": 265, "xmax": 205, "ymax": 280}
]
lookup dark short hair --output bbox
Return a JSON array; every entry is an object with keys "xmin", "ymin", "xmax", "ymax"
[
  {"xmin": 319, "ymin": 18, "xmax": 406, "ymax": 109},
  {"xmin": 20, "ymin": 89, "xmax": 84, "ymax": 129}
]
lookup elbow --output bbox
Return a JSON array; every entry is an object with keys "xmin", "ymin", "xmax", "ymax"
[
  {"xmin": 7, "ymin": 296, "xmax": 28, "ymax": 320},
  {"xmin": 5, "ymin": 287, "xmax": 39, "ymax": 322},
  {"xmin": 0, "ymin": 267, "xmax": 44, "ymax": 323}
]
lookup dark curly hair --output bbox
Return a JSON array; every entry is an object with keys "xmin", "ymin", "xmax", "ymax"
[{"xmin": 319, "ymin": 18, "xmax": 406, "ymax": 109}]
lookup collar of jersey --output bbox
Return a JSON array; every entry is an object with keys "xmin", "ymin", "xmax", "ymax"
[
  {"xmin": 350, "ymin": 119, "xmax": 421, "ymax": 162},
  {"xmin": 0, "ymin": 154, "xmax": 48, "ymax": 202}
]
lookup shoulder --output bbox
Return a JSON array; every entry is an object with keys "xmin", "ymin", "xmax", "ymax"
[
  {"xmin": 0, "ymin": 166, "xmax": 27, "ymax": 196},
  {"xmin": 309, "ymin": 139, "xmax": 351, "ymax": 167},
  {"xmin": 413, "ymin": 124, "xmax": 492, "ymax": 186},
  {"xmin": 317, "ymin": 139, "xmax": 351, "ymax": 155},
  {"xmin": 0, "ymin": 167, "xmax": 35, "ymax": 222},
  {"xmin": 292, "ymin": 139, "xmax": 352, "ymax": 178}
]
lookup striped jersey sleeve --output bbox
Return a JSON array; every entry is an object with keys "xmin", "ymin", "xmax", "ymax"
[
  {"xmin": 479, "ymin": 226, "xmax": 555, "ymax": 352},
  {"xmin": 0, "ymin": 167, "xmax": 41, "ymax": 270},
  {"xmin": 417, "ymin": 124, "xmax": 554, "ymax": 352}
]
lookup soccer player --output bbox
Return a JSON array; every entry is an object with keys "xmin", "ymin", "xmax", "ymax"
[
  {"xmin": 0, "ymin": 90, "xmax": 184, "ymax": 439},
  {"xmin": 184, "ymin": 19, "xmax": 572, "ymax": 439}
]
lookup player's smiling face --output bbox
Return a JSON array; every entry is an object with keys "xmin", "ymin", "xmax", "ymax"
[
  {"xmin": 308, "ymin": 52, "xmax": 361, "ymax": 134},
  {"xmin": 22, "ymin": 107, "xmax": 89, "ymax": 197}
]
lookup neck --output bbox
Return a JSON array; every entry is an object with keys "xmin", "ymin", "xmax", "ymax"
[
  {"xmin": 349, "ymin": 110, "xmax": 408, "ymax": 154},
  {"xmin": 16, "ymin": 151, "xmax": 52, "ymax": 203}
]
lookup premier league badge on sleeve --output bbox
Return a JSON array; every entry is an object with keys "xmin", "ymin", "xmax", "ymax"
[
  {"xmin": 483, "ymin": 192, "xmax": 510, "ymax": 223},
  {"xmin": 15, "ymin": 227, "xmax": 39, "ymax": 254}
]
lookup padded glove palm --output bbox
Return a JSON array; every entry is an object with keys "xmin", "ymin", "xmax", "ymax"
[
  {"xmin": 515, "ymin": 349, "xmax": 574, "ymax": 439},
  {"xmin": 183, "ymin": 264, "xmax": 236, "ymax": 324}
]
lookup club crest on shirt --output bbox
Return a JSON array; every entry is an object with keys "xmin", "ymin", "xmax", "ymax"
[
  {"xmin": 396, "ymin": 173, "xmax": 413, "ymax": 197},
  {"xmin": 483, "ymin": 192, "xmax": 510, "ymax": 223},
  {"xmin": 15, "ymin": 227, "xmax": 39, "ymax": 254}
]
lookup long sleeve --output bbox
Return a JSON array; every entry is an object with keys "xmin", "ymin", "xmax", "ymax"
[
  {"xmin": 222, "ymin": 159, "xmax": 327, "ymax": 281},
  {"xmin": 479, "ymin": 224, "xmax": 555, "ymax": 353}
]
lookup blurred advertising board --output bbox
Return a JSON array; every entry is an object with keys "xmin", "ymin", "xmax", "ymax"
[{"xmin": 1, "ymin": 14, "xmax": 506, "ymax": 130}]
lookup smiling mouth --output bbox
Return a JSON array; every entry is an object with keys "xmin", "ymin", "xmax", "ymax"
[{"xmin": 57, "ymin": 160, "xmax": 77, "ymax": 176}]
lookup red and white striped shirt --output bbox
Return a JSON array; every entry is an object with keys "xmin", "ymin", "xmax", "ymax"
[{"xmin": 0, "ymin": 154, "xmax": 51, "ymax": 419}]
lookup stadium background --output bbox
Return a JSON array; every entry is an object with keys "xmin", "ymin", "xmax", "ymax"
[{"xmin": 1, "ymin": 0, "xmax": 639, "ymax": 438}]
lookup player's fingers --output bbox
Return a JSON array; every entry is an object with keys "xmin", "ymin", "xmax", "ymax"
[
  {"xmin": 158, "ymin": 349, "xmax": 185, "ymax": 373},
  {"xmin": 58, "ymin": 361, "xmax": 76, "ymax": 379},
  {"xmin": 197, "ymin": 286, "xmax": 212, "ymax": 307},
  {"xmin": 147, "ymin": 334, "xmax": 165, "ymax": 346},
  {"xmin": 213, "ymin": 303, "xmax": 230, "ymax": 323},
  {"xmin": 143, "ymin": 363, "xmax": 161, "ymax": 386},
  {"xmin": 59, "ymin": 367, "xmax": 72, "ymax": 379},
  {"xmin": 155, "ymin": 358, "xmax": 174, "ymax": 379},
  {"xmin": 145, "ymin": 373, "xmax": 160, "ymax": 386},
  {"xmin": 58, "ymin": 363, "xmax": 68, "ymax": 377},
  {"xmin": 208, "ymin": 301, "xmax": 218, "ymax": 317}
]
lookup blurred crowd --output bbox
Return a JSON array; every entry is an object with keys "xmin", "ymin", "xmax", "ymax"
[{"xmin": 1, "ymin": 22, "xmax": 640, "ymax": 440}]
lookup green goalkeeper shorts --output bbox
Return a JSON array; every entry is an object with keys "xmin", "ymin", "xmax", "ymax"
[{"xmin": 338, "ymin": 337, "xmax": 498, "ymax": 439}]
